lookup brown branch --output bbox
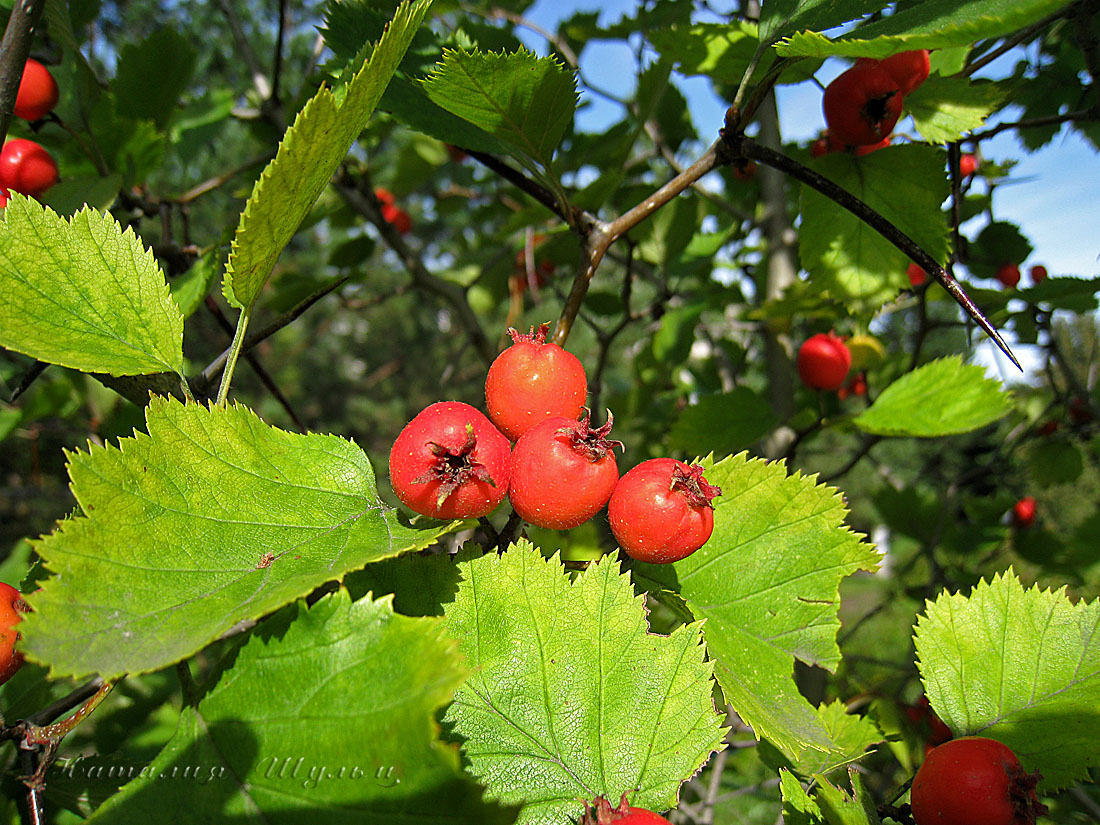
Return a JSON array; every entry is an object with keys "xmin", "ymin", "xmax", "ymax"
[
  {"xmin": 961, "ymin": 6, "xmax": 1073, "ymax": 78},
  {"xmin": 0, "ymin": 0, "xmax": 48, "ymax": 148},
  {"xmin": 174, "ymin": 152, "xmax": 274, "ymax": 203},
  {"xmin": 466, "ymin": 149, "xmax": 572, "ymax": 223},
  {"xmin": 969, "ymin": 108, "xmax": 1096, "ymax": 142},
  {"xmin": 731, "ymin": 134, "xmax": 1021, "ymax": 370}
]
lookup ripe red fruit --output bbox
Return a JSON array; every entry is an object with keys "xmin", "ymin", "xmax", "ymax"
[
  {"xmin": 959, "ymin": 153, "xmax": 979, "ymax": 178},
  {"xmin": 485, "ymin": 323, "xmax": 587, "ymax": 442},
  {"xmin": 1029, "ymin": 264, "xmax": 1048, "ymax": 285},
  {"xmin": 853, "ymin": 135, "xmax": 891, "ymax": 156},
  {"xmin": 582, "ymin": 794, "xmax": 673, "ymax": 825},
  {"xmin": 14, "ymin": 58, "xmax": 59, "ymax": 122},
  {"xmin": 0, "ymin": 583, "xmax": 29, "ymax": 687},
  {"xmin": 733, "ymin": 160, "xmax": 757, "ymax": 180},
  {"xmin": 838, "ymin": 372, "xmax": 867, "ymax": 400},
  {"xmin": 995, "ymin": 262, "xmax": 1021, "ymax": 288},
  {"xmin": 822, "ymin": 63, "xmax": 904, "ymax": 147},
  {"xmin": 508, "ymin": 411, "xmax": 621, "ymax": 529},
  {"xmin": 388, "ymin": 401, "xmax": 511, "ymax": 519},
  {"xmin": 373, "ymin": 188, "xmax": 411, "ymax": 234},
  {"xmin": 0, "ymin": 138, "xmax": 59, "ymax": 197},
  {"xmin": 609, "ymin": 459, "xmax": 721, "ymax": 564},
  {"xmin": 797, "ymin": 333, "xmax": 852, "ymax": 391},
  {"xmin": 1012, "ymin": 496, "xmax": 1037, "ymax": 529},
  {"xmin": 911, "ymin": 737, "xmax": 1047, "ymax": 825},
  {"xmin": 908, "ymin": 262, "xmax": 929, "ymax": 287},
  {"xmin": 858, "ymin": 50, "xmax": 931, "ymax": 96}
]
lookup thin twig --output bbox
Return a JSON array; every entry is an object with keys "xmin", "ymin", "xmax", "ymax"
[
  {"xmin": 10, "ymin": 360, "xmax": 49, "ymax": 402},
  {"xmin": 25, "ymin": 679, "xmax": 105, "ymax": 726},
  {"xmin": 969, "ymin": 108, "xmax": 1096, "ymax": 142},
  {"xmin": 0, "ymin": 0, "xmax": 48, "ymax": 148},
  {"xmin": 175, "ymin": 152, "xmax": 274, "ymax": 203}
]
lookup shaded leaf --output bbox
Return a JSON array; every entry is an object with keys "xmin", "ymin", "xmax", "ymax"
[
  {"xmin": 668, "ymin": 388, "xmax": 777, "ymax": 458},
  {"xmin": 907, "ymin": 77, "xmax": 1006, "ymax": 144}
]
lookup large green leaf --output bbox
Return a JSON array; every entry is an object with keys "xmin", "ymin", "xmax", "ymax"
[
  {"xmin": 640, "ymin": 454, "xmax": 880, "ymax": 763},
  {"xmin": 667, "ymin": 388, "xmax": 777, "ymax": 458},
  {"xmin": 799, "ymin": 145, "xmax": 951, "ymax": 313},
  {"xmin": 776, "ymin": 0, "xmax": 1077, "ymax": 57},
  {"xmin": 758, "ymin": 0, "xmax": 885, "ymax": 48},
  {"xmin": 907, "ymin": 76, "xmax": 1006, "ymax": 144},
  {"xmin": 759, "ymin": 701, "xmax": 882, "ymax": 779},
  {"xmin": 444, "ymin": 541, "xmax": 725, "ymax": 825},
  {"xmin": 22, "ymin": 397, "xmax": 458, "ymax": 680},
  {"xmin": 649, "ymin": 22, "xmax": 759, "ymax": 82},
  {"xmin": 421, "ymin": 49, "xmax": 577, "ymax": 169},
  {"xmin": 853, "ymin": 356, "xmax": 1012, "ymax": 437},
  {"xmin": 87, "ymin": 591, "xmax": 511, "ymax": 823},
  {"xmin": 224, "ymin": 0, "xmax": 432, "ymax": 310},
  {"xmin": 0, "ymin": 197, "xmax": 184, "ymax": 378},
  {"xmin": 112, "ymin": 27, "xmax": 197, "ymax": 130},
  {"xmin": 915, "ymin": 570, "xmax": 1100, "ymax": 788}
]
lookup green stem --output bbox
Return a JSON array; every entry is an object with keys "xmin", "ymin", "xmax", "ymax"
[{"xmin": 216, "ymin": 307, "xmax": 251, "ymax": 406}]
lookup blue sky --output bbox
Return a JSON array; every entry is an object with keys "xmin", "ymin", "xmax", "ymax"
[{"xmin": 515, "ymin": 0, "xmax": 1100, "ymax": 280}]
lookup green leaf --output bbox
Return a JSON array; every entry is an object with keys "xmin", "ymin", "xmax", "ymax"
[
  {"xmin": 22, "ymin": 397, "xmax": 458, "ymax": 680},
  {"xmin": 668, "ymin": 388, "xmax": 778, "ymax": 458},
  {"xmin": 776, "ymin": 0, "xmax": 1077, "ymax": 57},
  {"xmin": 967, "ymin": 221, "xmax": 1033, "ymax": 278},
  {"xmin": 0, "ymin": 197, "xmax": 184, "ymax": 378},
  {"xmin": 169, "ymin": 249, "xmax": 220, "ymax": 319},
  {"xmin": 421, "ymin": 49, "xmax": 577, "ymax": 168},
  {"xmin": 854, "ymin": 356, "xmax": 1012, "ymax": 437},
  {"xmin": 87, "ymin": 591, "xmax": 511, "ymax": 823},
  {"xmin": 112, "ymin": 27, "xmax": 197, "ymax": 130},
  {"xmin": 759, "ymin": 0, "xmax": 885, "ymax": 48},
  {"xmin": 812, "ymin": 769, "xmax": 877, "ymax": 825},
  {"xmin": 649, "ymin": 22, "xmax": 759, "ymax": 81},
  {"xmin": 800, "ymin": 145, "xmax": 951, "ymax": 313},
  {"xmin": 224, "ymin": 0, "xmax": 432, "ymax": 310},
  {"xmin": 444, "ymin": 541, "xmax": 725, "ymax": 824},
  {"xmin": 915, "ymin": 570, "xmax": 1100, "ymax": 788},
  {"xmin": 907, "ymin": 77, "xmax": 1007, "ymax": 144},
  {"xmin": 381, "ymin": 75, "xmax": 515, "ymax": 157},
  {"xmin": 759, "ymin": 701, "xmax": 882, "ymax": 778},
  {"xmin": 652, "ymin": 454, "xmax": 879, "ymax": 763},
  {"xmin": 781, "ymin": 768, "xmax": 822, "ymax": 825}
]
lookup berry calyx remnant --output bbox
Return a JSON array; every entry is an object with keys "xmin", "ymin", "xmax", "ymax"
[
  {"xmin": 822, "ymin": 62, "xmax": 904, "ymax": 147},
  {"xmin": 485, "ymin": 323, "xmax": 588, "ymax": 442},
  {"xmin": 389, "ymin": 401, "xmax": 511, "ymax": 519},
  {"xmin": 609, "ymin": 459, "xmax": 721, "ymax": 564},
  {"xmin": 581, "ymin": 794, "xmax": 673, "ymax": 825},
  {"xmin": 911, "ymin": 737, "xmax": 1048, "ymax": 825}
]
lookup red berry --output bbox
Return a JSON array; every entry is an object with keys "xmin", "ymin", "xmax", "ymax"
[
  {"xmin": 373, "ymin": 186, "xmax": 395, "ymax": 206},
  {"xmin": 485, "ymin": 324, "xmax": 587, "ymax": 442},
  {"xmin": 0, "ymin": 138, "xmax": 59, "ymax": 197},
  {"xmin": 959, "ymin": 153, "xmax": 979, "ymax": 178},
  {"xmin": 1029, "ymin": 264, "xmax": 1048, "ymax": 285},
  {"xmin": 810, "ymin": 136, "xmax": 830, "ymax": 158},
  {"xmin": 853, "ymin": 135, "xmax": 891, "ymax": 156},
  {"xmin": 1012, "ymin": 496, "xmax": 1037, "ymax": 529},
  {"xmin": 858, "ymin": 50, "xmax": 931, "ymax": 96},
  {"xmin": 905, "ymin": 696, "xmax": 954, "ymax": 748},
  {"xmin": 508, "ymin": 411, "xmax": 621, "ymax": 529},
  {"xmin": 582, "ymin": 794, "xmax": 673, "ymax": 825},
  {"xmin": 1037, "ymin": 420, "xmax": 1058, "ymax": 436},
  {"xmin": 14, "ymin": 58, "xmax": 59, "ymax": 122},
  {"xmin": 733, "ymin": 160, "xmax": 757, "ymax": 180},
  {"xmin": 822, "ymin": 63, "xmax": 904, "ymax": 147},
  {"xmin": 995, "ymin": 262, "xmax": 1021, "ymax": 289},
  {"xmin": 388, "ymin": 401, "xmax": 511, "ymax": 519},
  {"xmin": 609, "ymin": 459, "xmax": 721, "ymax": 564},
  {"xmin": 911, "ymin": 737, "xmax": 1047, "ymax": 825},
  {"xmin": 837, "ymin": 372, "xmax": 867, "ymax": 401},
  {"xmin": 0, "ymin": 583, "xmax": 29, "ymax": 687},
  {"xmin": 797, "ymin": 333, "xmax": 852, "ymax": 391},
  {"xmin": 908, "ymin": 262, "xmax": 928, "ymax": 287}
]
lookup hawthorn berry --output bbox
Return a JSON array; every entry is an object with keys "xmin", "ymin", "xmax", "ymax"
[
  {"xmin": 508, "ymin": 410, "xmax": 621, "ymax": 529},
  {"xmin": 374, "ymin": 187, "xmax": 411, "ymax": 234},
  {"xmin": 485, "ymin": 323, "xmax": 587, "ymax": 442},
  {"xmin": 1012, "ymin": 496, "xmax": 1037, "ymax": 529},
  {"xmin": 14, "ymin": 58, "xmax": 59, "ymax": 122},
  {"xmin": 388, "ymin": 401, "xmax": 511, "ymax": 519},
  {"xmin": 582, "ymin": 793, "xmax": 673, "ymax": 825},
  {"xmin": 733, "ymin": 160, "xmax": 757, "ymax": 180},
  {"xmin": 959, "ymin": 153, "xmax": 979, "ymax": 178},
  {"xmin": 853, "ymin": 135, "xmax": 891, "ymax": 156},
  {"xmin": 995, "ymin": 262, "xmax": 1021, "ymax": 289},
  {"xmin": 1029, "ymin": 264, "xmax": 1048, "ymax": 285},
  {"xmin": 911, "ymin": 737, "xmax": 1047, "ymax": 825},
  {"xmin": 810, "ymin": 135, "xmax": 831, "ymax": 158},
  {"xmin": 837, "ymin": 372, "xmax": 867, "ymax": 400},
  {"xmin": 609, "ymin": 459, "xmax": 721, "ymax": 564},
  {"xmin": 797, "ymin": 333, "xmax": 852, "ymax": 391},
  {"xmin": 822, "ymin": 62, "xmax": 904, "ymax": 147},
  {"xmin": 0, "ymin": 138, "xmax": 59, "ymax": 197},
  {"xmin": 908, "ymin": 262, "xmax": 928, "ymax": 287},
  {"xmin": 859, "ymin": 50, "xmax": 931, "ymax": 96},
  {"xmin": 0, "ymin": 583, "xmax": 29, "ymax": 687}
]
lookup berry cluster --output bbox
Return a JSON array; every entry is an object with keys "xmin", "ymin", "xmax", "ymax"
[
  {"xmin": 373, "ymin": 186, "xmax": 412, "ymax": 234},
  {"xmin": 815, "ymin": 50, "xmax": 930, "ymax": 157},
  {"xmin": 389, "ymin": 324, "xmax": 722, "ymax": 563},
  {"xmin": 1, "ymin": 58, "xmax": 61, "ymax": 203}
]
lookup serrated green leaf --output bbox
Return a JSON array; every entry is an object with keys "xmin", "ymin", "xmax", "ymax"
[
  {"xmin": 421, "ymin": 49, "xmax": 577, "ymax": 167},
  {"xmin": 776, "ymin": 0, "xmax": 1077, "ymax": 57},
  {"xmin": 654, "ymin": 454, "xmax": 879, "ymax": 763},
  {"xmin": 112, "ymin": 27, "xmax": 196, "ymax": 130},
  {"xmin": 854, "ymin": 356, "xmax": 1012, "ymax": 437},
  {"xmin": 759, "ymin": 0, "xmax": 885, "ymax": 48},
  {"xmin": 649, "ymin": 22, "xmax": 759, "ymax": 81},
  {"xmin": 224, "ymin": 0, "xmax": 432, "ymax": 309},
  {"xmin": 907, "ymin": 77, "xmax": 1006, "ymax": 144},
  {"xmin": 87, "ymin": 591, "xmax": 511, "ymax": 823},
  {"xmin": 760, "ymin": 701, "xmax": 882, "ymax": 778},
  {"xmin": 169, "ymin": 249, "xmax": 219, "ymax": 319},
  {"xmin": 0, "ymin": 197, "xmax": 184, "ymax": 378},
  {"xmin": 781, "ymin": 768, "xmax": 822, "ymax": 825},
  {"xmin": 811, "ymin": 769, "xmax": 877, "ymax": 825},
  {"xmin": 968, "ymin": 220, "xmax": 1033, "ymax": 278},
  {"xmin": 22, "ymin": 397, "xmax": 458, "ymax": 680},
  {"xmin": 915, "ymin": 569, "xmax": 1100, "ymax": 788},
  {"xmin": 381, "ymin": 75, "xmax": 515, "ymax": 156},
  {"xmin": 444, "ymin": 541, "xmax": 725, "ymax": 825},
  {"xmin": 800, "ymin": 145, "xmax": 951, "ymax": 313},
  {"xmin": 668, "ymin": 388, "xmax": 777, "ymax": 458}
]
